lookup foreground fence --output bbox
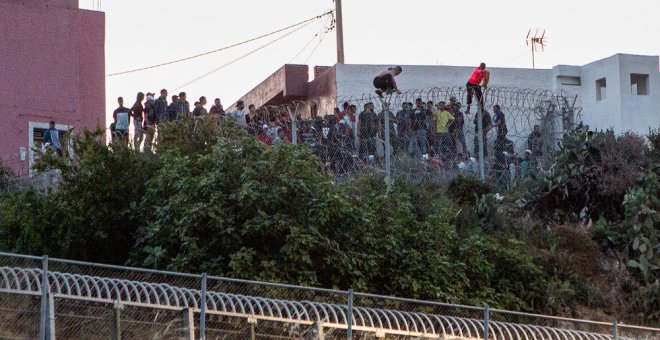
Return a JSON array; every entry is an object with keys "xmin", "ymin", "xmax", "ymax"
[{"xmin": 1, "ymin": 252, "xmax": 658, "ymax": 339}]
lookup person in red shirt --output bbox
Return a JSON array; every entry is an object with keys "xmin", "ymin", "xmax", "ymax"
[
  {"xmin": 466, "ymin": 62, "xmax": 489, "ymax": 114},
  {"xmin": 256, "ymin": 124, "xmax": 273, "ymax": 146}
]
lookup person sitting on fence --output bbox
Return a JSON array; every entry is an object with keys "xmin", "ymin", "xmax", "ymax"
[
  {"xmin": 465, "ymin": 62, "xmax": 489, "ymax": 114},
  {"xmin": 373, "ymin": 66, "xmax": 403, "ymax": 98}
]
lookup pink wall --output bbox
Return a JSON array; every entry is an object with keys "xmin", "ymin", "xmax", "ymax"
[{"xmin": 0, "ymin": 0, "xmax": 105, "ymax": 176}]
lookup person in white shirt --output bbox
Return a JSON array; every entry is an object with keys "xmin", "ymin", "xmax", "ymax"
[
  {"xmin": 373, "ymin": 66, "xmax": 403, "ymax": 98},
  {"xmin": 230, "ymin": 100, "xmax": 248, "ymax": 128}
]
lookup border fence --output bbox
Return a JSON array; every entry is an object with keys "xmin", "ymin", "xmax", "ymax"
[
  {"xmin": 1, "ymin": 252, "xmax": 658, "ymax": 339},
  {"xmin": 5, "ymin": 86, "xmax": 581, "ymax": 192},
  {"xmin": 255, "ymin": 86, "xmax": 581, "ymax": 189}
]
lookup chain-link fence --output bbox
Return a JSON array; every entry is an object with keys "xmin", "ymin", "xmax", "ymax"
[
  {"xmin": 238, "ymin": 86, "xmax": 580, "ymax": 190},
  {"xmin": 1, "ymin": 251, "xmax": 658, "ymax": 339}
]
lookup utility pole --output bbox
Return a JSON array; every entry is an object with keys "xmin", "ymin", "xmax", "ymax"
[{"xmin": 335, "ymin": 0, "xmax": 345, "ymax": 64}]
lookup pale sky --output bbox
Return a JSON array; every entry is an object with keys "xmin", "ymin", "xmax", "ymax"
[{"xmin": 79, "ymin": 0, "xmax": 660, "ymax": 127}]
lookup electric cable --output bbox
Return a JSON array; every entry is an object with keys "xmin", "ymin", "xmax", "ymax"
[
  {"xmin": 288, "ymin": 26, "xmax": 325, "ymax": 63},
  {"xmin": 303, "ymin": 29, "xmax": 329, "ymax": 64},
  {"xmin": 107, "ymin": 10, "xmax": 333, "ymax": 77}
]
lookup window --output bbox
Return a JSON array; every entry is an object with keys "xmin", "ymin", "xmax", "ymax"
[
  {"xmin": 596, "ymin": 78, "xmax": 606, "ymax": 101},
  {"xmin": 28, "ymin": 121, "xmax": 72, "ymax": 176},
  {"xmin": 631, "ymin": 73, "xmax": 649, "ymax": 95},
  {"xmin": 558, "ymin": 76, "xmax": 581, "ymax": 86}
]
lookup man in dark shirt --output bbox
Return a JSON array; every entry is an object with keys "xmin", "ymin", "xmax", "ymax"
[
  {"xmin": 209, "ymin": 98, "xmax": 224, "ymax": 115},
  {"xmin": 492, "ymin": 105, "xmax": 508, "ymax": 139},
  {"xmin": 359, "ymin": 102, "xmax": 380, "ymax": 160},
  {"xmin": 153, "ymin": 89, "xmax": 169, "ymax": 124},
  {"xmin": 174, "ymin": 92, "xmax": 191, "ymax": 121},
  {"xmin": 473, "ymin": 108, "xmax": 492, "ymax": 157},
  {"xmin": 447, "ymin": 96, "xmax": 467, "ymax": 155},
  {"xmin": 408, "ymin": 98, "xmax": 428, "ymax": 158},
  {"xmin": 394, "ymin": 102, "xmax": 411, "ymax": 154},
  {"xmin": 113, "ymin": 96, "xmax": 131, "ymax": 144},
  {"xmin": 129, "ymin": 92, "xmax": 145, "ymax": 148},
  {"xmin": 167, "ymin": 95, "xmax": 179, "ymax": 122},
  {"xmin": 528, "ymin": 124, "xmax": 544, "ymax": 158}
]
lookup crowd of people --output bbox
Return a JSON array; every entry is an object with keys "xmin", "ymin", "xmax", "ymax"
[{"xmin": 107, "ymin": 63, "xmax": 547, "ymax": 186}]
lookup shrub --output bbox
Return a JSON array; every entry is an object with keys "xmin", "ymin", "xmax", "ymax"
[{"xmin": 446, "ymin": 175, "xmax": 493, "ymax": 204}]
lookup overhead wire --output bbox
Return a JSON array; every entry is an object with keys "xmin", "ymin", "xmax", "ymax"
[
  {"xmin": 173, "ymin": 20, "xmax": 317, "ymax": 91},
  {"xmin": 288, "ymin": 25, "xmax": 326, "ymax": 63},
  {"xmin": 107, "ymin": 10, "xmax": 333, "ymax": 77},
  {"xmin": 303, "ymin": 29, "xmax": 330, "ymax": 64}
]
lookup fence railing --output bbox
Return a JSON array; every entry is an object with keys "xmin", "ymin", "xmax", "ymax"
[{"xmin": 0, "ymin": 252, "xmax": 658, "ymax": 339}]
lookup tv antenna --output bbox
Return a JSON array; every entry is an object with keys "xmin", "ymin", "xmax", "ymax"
[{"xmin": 526, "ymin": 29, "xmax": 547, "ymax": 69}]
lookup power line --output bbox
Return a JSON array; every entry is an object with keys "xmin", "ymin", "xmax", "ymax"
[
  {"xmin": 304, "ymin": 30, "xmax": 330, "ymax": 64},
  {"xmin": 288, "ymin": 26, "xmax": 325, "ymax": 64},
  {"xmin": 107, "ymin": 10, "xmax": 333, "ymax": 77},
  {"xmin": 174, "ymin": 20, "xmax": 317, "ymax": 91}
]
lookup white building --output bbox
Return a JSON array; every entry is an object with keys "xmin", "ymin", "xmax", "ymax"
[{"xmin": 239, "ymin": 53, "xmax": 659, "ymax": 137}]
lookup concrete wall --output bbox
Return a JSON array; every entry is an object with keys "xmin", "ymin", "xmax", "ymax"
[
  {"xmin": 334, "ymin": 64, "xmax": 553, "ymax": 98},
  {"xmin": 234, "ymin": 54, "xmax": 659, "ymax": 138},
  {"xmin": 233, "ymin": 64, "xmax": 309, "ymax": 110},
  {"xmin": 0, "ymin": 1, "xmax": 105, "ymax": 176},
  {"xmin": 578, "ymin": 55, "xmax": 624, "ymax": 132},
  {"xmin": 616, "ymin": 54, "xmax": 660, "ymax": 134}
]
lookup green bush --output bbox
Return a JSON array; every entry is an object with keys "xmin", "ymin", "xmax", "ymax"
[{"xmin": 446, "ymin": 175, "xmax": 493, "ymax": 204}]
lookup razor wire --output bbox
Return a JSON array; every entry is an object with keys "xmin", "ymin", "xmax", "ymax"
[
  {"xmin": 1, "ymin": 265, "xmax": 658, "ymax": 339},
  {"xmin": 248, "ymin": 86, "xmax": 580, "ymax": 188}
]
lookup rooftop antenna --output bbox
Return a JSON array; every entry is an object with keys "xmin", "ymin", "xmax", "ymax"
[{"xmin": 526, "ymin": 29, "xmax": 547, "ymax": 69}]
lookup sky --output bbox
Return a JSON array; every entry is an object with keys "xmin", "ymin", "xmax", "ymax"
[{"xmin": 79, "ymin": 0, "xmax": 660, "ymax": 126}]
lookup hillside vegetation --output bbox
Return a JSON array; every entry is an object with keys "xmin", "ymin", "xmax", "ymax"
[{"xmin": 0, "ymin": 119, "xmax": 657, "ymax": 324}]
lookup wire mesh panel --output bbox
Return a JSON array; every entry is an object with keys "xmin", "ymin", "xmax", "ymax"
[
  {"xmin": 1, "ymin": 252, "xmax": 659, "ymax": 339},
  {"xmin": 0, "ymin": 293, "xmax": 41, "ymax": 340}
]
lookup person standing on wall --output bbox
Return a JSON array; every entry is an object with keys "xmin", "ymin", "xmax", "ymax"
[
  {"xmin": 373, "ymin": 66, "xmax": 403, "ymax": 98},
  {"xmin": 113, "ymin": 96, "xmax": 130, "ymax": 144},
  {"xmin": 129, "ymin": 92, "xmax": 145, "ymax": 149},
  {"xmin": 465, "ymin": 62, "xmax": 489, "ymax": 114}
]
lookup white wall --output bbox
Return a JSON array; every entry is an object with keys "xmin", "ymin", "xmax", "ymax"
[
  {"xmin": 335, "ymin": 64, "xmax": 553, "ymax": 98},
  {"xmin": 617, "ymin": 54, "xmax": 660, "ymax": 134},
  {"xmin": 332, "ymin": 54, "xmax": 659, "ymax": 137}
]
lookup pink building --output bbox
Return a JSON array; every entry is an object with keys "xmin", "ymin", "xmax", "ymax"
[{"xmin": 0, "ymin": 0, "xmax": 105, "ymax": 177}]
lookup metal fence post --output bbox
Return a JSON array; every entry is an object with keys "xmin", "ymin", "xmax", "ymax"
[
  {"xmin": 483, "ymin": 303, "xmax": 490, "ymax": 340},
  {"xmin": 347, "ymin": 289, "xmax": 353, "ymax": 339},
  {"xmin": 39, "ymin": 255, "xmax": 49, "ymax": 340},
  {"xmin": 612, "ymin": 320, "xmax": 618, "ymax": 340},
  {"xmin": 477, "ymin": 103, "xmax": 485, "ymax": 181},
  {"xmin": 182, "ymin": 308, "xmax": 195, "ymax": 340},
  {"xmin": 200, "ymin": 273, "xmax": 207, "ymax": 340},
  {"xmin": 47, "ymin": 294, "xmax": 56, "ymax": 340},
  {"xmin": 382, "ymin": 103, "xmax": 392, "ymax": 191},
  {"xmin": 113, "ymin": 300, "xmax": 123, "ymax": 340}
]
